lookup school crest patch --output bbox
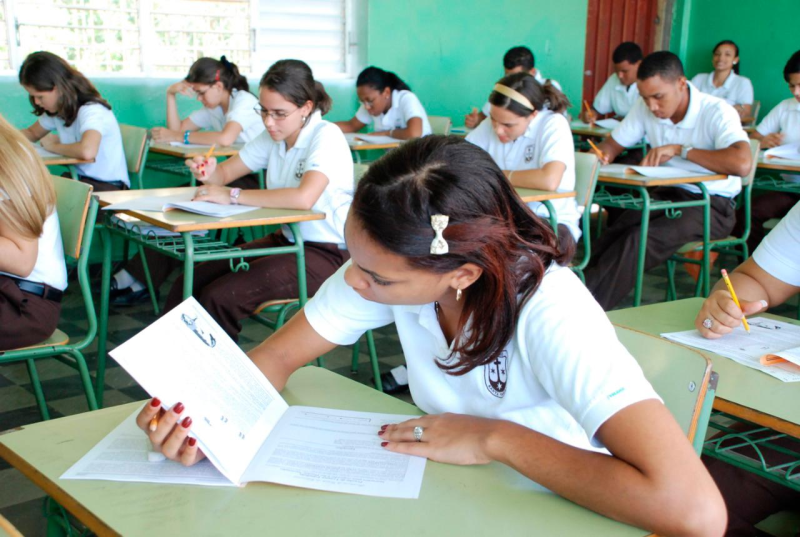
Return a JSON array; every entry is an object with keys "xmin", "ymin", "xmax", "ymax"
[
  {"xmin": 295, "ymin": 159, "xmax": 306, "ymax": 180},
  {"xmin": 524, "ymin": 145, "xmax": 535, "ymax": 163},
  {"xmin": 485, "ymin": 351, "xmax": 508, "ymax": 398}
]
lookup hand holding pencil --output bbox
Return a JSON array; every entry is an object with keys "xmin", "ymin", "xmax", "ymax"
[
  {"xmin": 186, "ymin": 144, "xmax": 218, "ymax": 182},
  {"xmin": 695, "ymin": 271, "xmax": 769, "ymax": 339}
]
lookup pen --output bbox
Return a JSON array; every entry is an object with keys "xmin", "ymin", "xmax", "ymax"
[
  {"xmin": 721, "ymin": 269, "xmax": 750, "ymax": 333},
  {"xmin": 587, "ymin": 139, "xmax": 605, "ymax": 161}
]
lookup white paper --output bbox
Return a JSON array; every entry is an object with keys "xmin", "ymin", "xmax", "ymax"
[
  {"xmin": 627, "ymin": 164, "xmax": 707, "ymax": 178},
  {"xmin": 168, "ymin": 141, "xmax": 215, "ymax": 148},
  {"xmin": 570, "ymin": 121, "xmax": 592, "ymax": 128},
  {"xmin": 662, "ymin": 317, "xmax": 800, "ymax": 382},
  {"xmin": 764, "ymin": 143, "xmax": 800, "ymax": 161},
  {"xmin": 345, "ymin": 132, "xmax": 401, "ymax": 145},
  {"xmin": 62, "ymin": 407, "xmax": 234, "ymax": 487},
  {"xmin": 103, "ymin": 193, "xmax": 260, "ymax": 218},
  {"xmin": 600, "ymin": 164, "xmax": 630, "ymax": 174},
  {"xmin": 244, "ymin": 406, "xmax": 427, "ymax": 499},
  {"xmin": 594, "ymin": 118, "xmax": 620, "ymax": 129},
  {"xmin": 35, "ymin": 146, "xmax": 61, "ymax": 158}
]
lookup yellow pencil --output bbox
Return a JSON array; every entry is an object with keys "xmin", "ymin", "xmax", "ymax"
[
  {"xmin": 199, "ymin": 144, "xmax": 216, "ymax": 177},
  {"xmin": 721, "ymin": 269, "xmax": 750, "ymax": 333},
  {"xmin": 587, "ymin": 139, "xmax": 605, "ymax": 160}
]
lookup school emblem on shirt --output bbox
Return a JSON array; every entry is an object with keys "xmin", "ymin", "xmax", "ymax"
[
  {"xmin": 524, "ymin": 145, "xmax": 535, "ymax": 163},
  {"xmin": 485, "ymin": 351, "xmax": 508, "ymax": 398},
  {"xmin": 295, "ymin": 159, "xmax": 306, "ymax": 180}
]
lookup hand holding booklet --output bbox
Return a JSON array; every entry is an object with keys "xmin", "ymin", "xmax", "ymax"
[{"xmin": 62, "ymin": 298, "xmax": 427, "ymax": 498}]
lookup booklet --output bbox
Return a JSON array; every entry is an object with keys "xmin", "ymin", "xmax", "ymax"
[
  {"xmin": 764, "ymin": 143, "xmax": 800, "ymax": 162},
  {"xmin": 103, "ymin": 193, "xmax": 260, "ymax": 218},
  {"xmin": 344, "ymin": 132, "xmax": 402, "ymax": 145},
  {"xmin": 63, "ymin": 298, "xmax": 426, "ymax": 498},
  {"xmin": 601, "ymin": 157, "xmax": 713, "ymax": 179},
  {"xmin": 661, "ymin": 316, "xmax": 800, "ymax": 382},
  {"xmin": 594, "ymin": 118, "xmax": 620, "ymax": 129}
]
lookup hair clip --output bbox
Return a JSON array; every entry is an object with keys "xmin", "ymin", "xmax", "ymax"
[
  {"xmin": 430, "ymin": 214, "xmax": 449, "ymax": 255},
  {"xmin": 214, "ymin": 69, "xmax": 220, "ymax": 82}
]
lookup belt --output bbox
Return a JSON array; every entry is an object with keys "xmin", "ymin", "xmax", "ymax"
[{"xmin": 8, "ymin": 276, "xmax": 63, "ymax": 302}]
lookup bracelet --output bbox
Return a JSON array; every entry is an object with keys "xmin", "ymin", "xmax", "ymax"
[{"xmin": 184, "ymin": 130, "xmax": 190, "ymax": 144}]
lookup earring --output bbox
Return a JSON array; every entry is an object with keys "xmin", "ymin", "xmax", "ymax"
[
  {"xmin": 456, "ymin": 288, "xmax": 462, "ymax": 302},
  {"xmin": 301, "ymin": 116, "xmax": 307, "ymax": 122}
]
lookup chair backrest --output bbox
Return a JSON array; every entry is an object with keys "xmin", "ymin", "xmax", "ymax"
[
  {"xmin": 573, "ymin": 151, "xmax": 600, "ymax": 208},
  {"xmin": 120, "ymin": 124, "xmax": 149, "ymax": 188},
  {"xmin": 749, "ymin": 100, "xmax": 761, "ymax": 126},
  {"xmin": 354, "ymin": 163, "xmax": 370, "ymax": 183},
  {"xmin": 52, "ymin": 175, "xmax": 93, "ymax": 261},
  {"xmin": 614, "ymin": 326, "xmax": 714, "ymax": 454},
  {"xmin": 742, "ymin": 138, "xmax": 761, "ymax": 187},
  {"xmin": 428, "ymin": 116, "xmax": 452, "ymax": 136}
]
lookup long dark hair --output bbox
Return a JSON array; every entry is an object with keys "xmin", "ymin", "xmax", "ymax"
[
  {"xmin": 489, "ymin": 72, "xmax": 571, "ymax": 115},
  {"xmin": 714, "ymin": 40, "xmax": 740, "ymax": 75},
  {"xmin": 260, "ymin": 59, "xmax": 332, "ymax": 116},
  {"xmin": 19, "ymin": 51, "xmax": 111, "ymax": 127},
  {"xmin": 356, "ymin": 66, "xmax": 411, "ymax": 92},
  {"xmin": 186, "ymin": 56, "xmax": 249, "ymax": 92},
  {"xmin": 352, "ymin": 136, "xmax": 573, "ymax": 375}
]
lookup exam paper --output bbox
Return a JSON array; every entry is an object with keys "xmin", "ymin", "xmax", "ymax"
[
  {"xmin": 764, "ymin": 143, "xmax": 800, "ymax": 161},
  {"xmin": 103, "ymin": 193, "xmax": 260, "ymax": 218},
  {"xmin": 594, "ymin": 118, "xmax": 620, "ymax": 129},
  {"xmin": 169, "ymin": 141, "xmax": 215, "ymax": 148},
  {"xmin": 345, "ymin": 132, "xmax": 401, "ymax": 145},
  {"xmin": 662, "ymin": 317, "xmax": 800, "ymax": 382},
  {"xmin": 35, "ymin": 146, "xmax": 61, "ymax": 158},
  {"xmin": 601, "ymin": 158, "xmax": 711, "ymax": 179}
]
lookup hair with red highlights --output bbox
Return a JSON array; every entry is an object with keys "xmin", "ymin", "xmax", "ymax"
[{"xmin": 352, "ymin": 135, "xmax": 573, "ymax": 375}]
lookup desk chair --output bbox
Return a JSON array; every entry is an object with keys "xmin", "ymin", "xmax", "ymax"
[
  {"xmin": 742, "ymin": 101, "xmax": 761, "ymax": 129},
  {"xmin": 614, "ymin": 326, "xmax": 717, "ymax": 455},
  {"xmin": 120, "ymin": 124, "xmax": 150, "ymax": 190},
  {"xmin": 569, "ymin": 152, "xmax": 600, "ymax": 283},
  {"xmin": 0, "ymin": 177, "xmax": 99, "ymax": 420},
  {"xmin": 428, "ymin": 116, "xmax": 452, "ymax": 136},
  {"xmin": 665, "ymin": 139, "xmax": 760, "ymax": 300}
]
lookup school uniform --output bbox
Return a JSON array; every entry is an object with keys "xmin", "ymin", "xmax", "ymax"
[
  {"xmin": 188, "ymin": 89, "xmax": 265, "ymax": 143},
  {"xmin": 38, "ymin": 103, "xmax": 128, "ymax": 190},
  {"xmin": 756, "ymin": 97, "xmax": 800, "ymax": 144},
  {"xmin": 690, "ymin": 72, "xmax": 754, "ymax": 107},
  {"xmin": 584, "ymin": 82, "xmax": 748, "ymax": 310},
  {"xmin": 0, "ymin": 210, "xmax": 67, "ymax": 350},
  {"xmin": 466, "ymin": 112, "xmax": 581, "ymax": 243},
  {"xmin": 592, "ymin": 73, "xmax": 639, "ymax": 118},
  {"xmin": 355, "ymin": 89, "xmax": 432, "ymax": 135},
  {"xmin": 306, "ymin": 261, "xmax": 660, "ymax": 452},
  {"xmin": 164, "ymin": 111, "xmax": 354, "ymax": 340},
  {"xmin": 481, "ymin": 71, "xmax": 563, "ymax": 117}
]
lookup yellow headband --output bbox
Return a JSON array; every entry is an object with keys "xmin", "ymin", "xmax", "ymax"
[{"xmin": 492, "ymin": 83, "xmax": 535, "ymax": 111}]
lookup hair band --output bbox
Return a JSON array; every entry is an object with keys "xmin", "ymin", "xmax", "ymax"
[
  {"xmin": 214, "ymin": 70, "xmax": 220, "ymax": 82},
  {"xmin": 430, "ymin": 214, "xmax": 449, "ymax": 255},
  {"xmin": 492, "ymin": 83, "xmax": 535, "ymax": 111}
]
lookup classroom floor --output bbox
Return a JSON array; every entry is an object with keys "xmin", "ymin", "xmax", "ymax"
[{"xmin": 1, "ymin": 256, "xmax": 797, "ymax": 536}]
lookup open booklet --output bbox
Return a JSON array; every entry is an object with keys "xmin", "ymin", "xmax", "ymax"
[
  {"xmin": 103, "ymin": 192, "xmax": 260, "ymax": 218},
  {"xmin": 601, "ymin": 157, "xmax": 714, "ymax": 179},
  {"xmin": 62, "ymin": 298, "xmax": 426, "ymax": 498},
  {"xmin": 344, "ymin": 132, "xmax": 402, "ymax": 145},
  {"xmin": 662, "ymin": 316, "xmax": 800, "ymax": 382},
  {"xmin": 763, "ymin": 143, "xmax": 800, "ymax": 167}
]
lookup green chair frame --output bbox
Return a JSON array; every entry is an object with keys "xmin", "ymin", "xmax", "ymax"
[
  {"xmin": 119, "ymin": 124, "xmax": 150, "ymax": 190},
  {"xmin": 569, "ymin": 152, "xmax": 601, "ymax": 283},
  {"xmin": 0, "ymin": 176, "xmax": 99, "ymax": 420},
  {"xmin": 665, "ymin": 139, "xmax": 761, "ymax": 300}
]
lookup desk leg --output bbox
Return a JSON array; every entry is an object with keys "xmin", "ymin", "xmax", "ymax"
[
  {"xmin": 541, "ymin": 200, "xmax": 558, "ymax": 235},
  {"xmin": 289, "ymin": 223, "xmax": 322, "ymax": 367},
  {"xmin": 633, "ymin": 186, "xmax": 650, "ymax": 307},
  {"xmin": 182, "ymin": 232, "xmax": 195, "ymax": 299},
  {"xmin": 700, "ymin": 183, "xmax": 711, "ymax": 297},
  {"xmin": 95, "ymin": 224, "xmax": 112, "ymax": 406}
]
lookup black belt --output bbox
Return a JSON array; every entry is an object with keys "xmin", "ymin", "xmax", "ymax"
[{"xmin": 8, "ymin": 276, "xmax": 63, "ymax": 302}]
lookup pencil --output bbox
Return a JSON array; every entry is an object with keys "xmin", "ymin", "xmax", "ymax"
[
  {"xmin": 199, "ymin": 144, "xmax": 216, "ymax": 177},
  {"xmin": 587, "ymin": 139, "xmax": 605, "ymax": 160},
  {"xmin": 149, "ymin": 415, "xmax": 159, "ymax": 432},
  {"xmin": 721, "ymin": 269, "xmax": 750, "ymax": 333},
  {"xmin": 583, "ymin": 100, "xmax": 594, "ymax": 124}
]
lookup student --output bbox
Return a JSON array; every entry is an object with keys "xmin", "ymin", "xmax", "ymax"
[
  {"xmin": 738, "ymin": 50, "xmax": 800, "ymax": 251},
  {"xmin": 694, "ymin": 201, "xmax": 800, "ymax": 536},
  {"xmin": 466, "ymin": 72, "xmax": 580, "ymax": 245},
  {"xmin": 139, "ymin": 136, "xmax": 726, "ymax": 537},
  {"xmin": 464, "ymin": 46, "xmax": 563, "ymax": 128},
  {"xmin": 584, "ymin": 51, "xmax": 751, "ymax": 310},
  {"xmin": 335, "ymin": 66, "xmax": 431, "ymax": 139},
  {"xmin": 691, "ymin": 40, "xmax": 754, "ymax": 121},
  {"xmin": 0, "ymin": 114, "xmax": 67, "ymax": 350},
  {"xmin": 581, "ymin": 42, "xmax": 642, "ymax": 122},
  {"xmin": 18, "ymin": 51, "xmax": 128, "ymax": 192},
  {"xmin": 157, "ymin": 59, "xmax": 353, "ymax": 340}
]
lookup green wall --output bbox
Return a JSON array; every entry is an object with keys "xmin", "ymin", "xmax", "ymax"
[
  {"xmin": 682, "ymin": 0, "xmax": 799, "ymax": 118},
  {"xmin": 366, "ymin": 0, "xmax": 589, "ymax": 120}
]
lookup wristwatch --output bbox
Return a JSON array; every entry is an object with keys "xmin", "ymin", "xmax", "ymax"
[
  {"xmin": 681, "ymin": 145, "xmax": 693, "ymax": 160},
  {"xmin": 230, "ymin": 188, "xmax": 241, "ymax": 205}
]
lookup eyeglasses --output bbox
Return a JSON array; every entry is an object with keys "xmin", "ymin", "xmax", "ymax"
[
  {"xmin": 253, "ymin": 104, "xmax": 301, "ymax": 121},
  {"xmin": 194, "ymin": 86, "xmax": 214, "ymax": 98}
]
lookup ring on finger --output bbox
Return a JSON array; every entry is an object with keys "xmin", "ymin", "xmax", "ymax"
[
  {"xmin": 413, "ymin": 425, "xmax": 424, "ymax": 442},
  {"xmin": 702, "ymin": 317, "xmax": 713, "ymax": 329},
  {"xmin": 198, "ymin": 190, "xmax": 207, "ymax": 196}
]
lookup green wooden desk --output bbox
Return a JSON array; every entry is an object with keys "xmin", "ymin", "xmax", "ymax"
[
  {"xmin": 514, "ymin": 188, "xmax": 576, "ymax": 232},
  {"xmin": 95, "ymin": 187, "xmax": 324, "ymax": 405},
  {"xmin": 41, "ymin": 154, "xmax": 94, "ymax": 181},
  {"xmin": 0, "ymin": 367, "xmax": 651, "ymax": 537},
  {"xmin": 146, "ymin": 143, "xmax": 248, "ymax": 187},
  {"xmin": 347, "ymin": 136, "xmax": 402, "ymax": 164},
  {"xmin": 608, "ymin": 298, "xmax": 800, "ymax": 490},
  {"xmin": 753, "ymin": 152, "xmax": 800, "ymax": 196},
  {"xmin": 570, "ymin": 121, "xmax": 612, "ymax": 138}
]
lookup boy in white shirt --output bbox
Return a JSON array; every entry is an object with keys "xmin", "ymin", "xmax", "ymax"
[
  {"xmin": 585, "ymin": 51, "xmax": 752, "ymax": 310},
  {"xmin": 581, "ymin": 42, "xmax": 642, "ymax": 122}
]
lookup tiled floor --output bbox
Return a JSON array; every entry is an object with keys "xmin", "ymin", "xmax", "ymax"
[{"xmin": 1, "ymin": 256, "xmax": 796, "ymax": 535}]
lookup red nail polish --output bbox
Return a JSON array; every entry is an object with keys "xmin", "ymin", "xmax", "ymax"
[
  {"xmin": 173, "ymin": 402, "xmax": 185, "ymax": 414},
  {"xmin": 378, "ymin": 430, "xmax": 384, "ymax": 436},
  {"xmin": 380, "ymin": 442, "xmax": 388, "ymax": 447},
  {"xmin": 188, "ymin": 437, "xmax": 197, "ymax": 447},
  {"xmin": 380, "ymin": 424, "xmax": 388, "ymax": 431},
  {"xmin": 150, "ymin": 397, "xmax": 161, "ymax": 407},
  {"xmin": 181, "ymin": 416, "xmax": 192, "ymax": 428}
]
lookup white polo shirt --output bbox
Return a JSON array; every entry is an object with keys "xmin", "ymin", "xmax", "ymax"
[
  {"xmin": 481, "ymin": 71, "xmax": 563, "ymax": 116},
  {"xmin": 305, "ymin": 261, "xmax": 660, "ymax": 453},
  {"xmin": 611, "ymin": 82, "xmax": 748, "ymax": 198},
  {"xmin": 756, "ymin": 98, "xmax": 800, "ymax": 145},
  {"xmin": 752, "ymin": 201, "xmax": 800, "ymax": 286},
  {"xmin": 238, "ymin": 111, "xmax": 353, "ymax": 245},
  {"xmin": 188, "ymin": 89, "xmax": 265, "ymax": 143},
  {"xmin": 38, "ymin": 103, "xmax": 129, "ymax": 186},
  {"xmin": 592, "ymin": 73, "xmax": 640, "ymax": 118},
  {"xmin": 355, "ymin": 89, "xmax": 432, "ymax": 136},
  {"xmin": 0, "ymin": 209, "xmax": 67, "ymax": 291},
  {"xmin": 690, "ymin": 72, "xmax": 754, "ymax": 107},
  {"xmin": 466, "ymin": 111, "xmax": 581, "ymax": 240}
]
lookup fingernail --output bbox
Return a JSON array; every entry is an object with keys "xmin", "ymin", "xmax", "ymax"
[
  {"xmin": 380, "ymin": 442, "xmax": 388, "ymax": 447},
  {"xmin": 173, "ymin": 402, "xmax": 185, "ymax": 414},
  {"xmin": 380, "ymin": 424, "xmax": 388, "ymax": 431},
  {"xmin": 188, "ymin": 437, "xmax": 197, "ymax": 447},
  {"xmin": 760, "ymin": 300, "xmax": 768, "ymax": 308},
  {"xmin": 377, "ymin": 430, "xmax": 384, "ymax": 436},
  {"xmin": 150, "ymin": 397, "xmax": 161, "ymax": 408},
  {"xmin": 181, "ymin": 416, "xmax": 192, "ymax": 428}
]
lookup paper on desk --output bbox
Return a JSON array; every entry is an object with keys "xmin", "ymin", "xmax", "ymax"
[
  {"xmin": 662, "ymin": 316, "xmax": 800, "ymax": 382},
  {"xmin": 601, "ymin": 157, "xmax": 711, "ymax": 178},
  {"xmin": 764, "ymin": 143, "xmax": 800, "ymax": 161},
  {"xmin": 61, "ymin": 407, "xmax": 234, "ymax": 487},
  {"xmin": 345, "ymin": 132, "xmax": 400, "ymax": 145},
  {"xmin": 35, "ymin": 146, "xmax": 61, "ymax": 158},
  {"xmin": 169, "ymin": 141, "xmax": 215, "ymax": 148},
  {"xmin": 594, "ymin": 118, "xmax": 620, "ymax": 129},
  {"xmin": 103, "ymin": 193, "xmax": 260, "ymax": 218}
]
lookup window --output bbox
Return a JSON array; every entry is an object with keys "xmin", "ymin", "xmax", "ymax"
[{"xmin": 0, "ymin": 1, "xmax": 12, "ymax": 71}]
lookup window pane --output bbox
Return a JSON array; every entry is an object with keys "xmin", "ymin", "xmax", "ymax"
[{"xmin": 0, "ymin": 1, "xmax": 10, "ymax": 71}]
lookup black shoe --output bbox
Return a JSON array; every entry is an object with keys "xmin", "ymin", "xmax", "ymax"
[
  {"xmin": 92, "ymin": 278, "xmax": 127, "ymax": 300},
  {"xmin": 111, "ymin": 288, "xmax": 152, "ymax": 307},
  {"xmin": 376, "ymin": 372, "xmax": 409, "ymax": 394}
]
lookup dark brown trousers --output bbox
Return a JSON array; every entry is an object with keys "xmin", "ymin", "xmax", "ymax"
[{"xmin": 0, "ymin": 276, "xmax": 61, "ymax": 350}]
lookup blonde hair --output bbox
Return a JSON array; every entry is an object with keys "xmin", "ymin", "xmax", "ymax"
[{"xmin": 0, "ymin": 113, "xmax": 55, "ymax": 239}]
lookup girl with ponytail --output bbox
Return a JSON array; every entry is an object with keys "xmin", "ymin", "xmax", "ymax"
[{"xmin": 336, "ymin": 66, "xmax": 432, "ymax": 139}]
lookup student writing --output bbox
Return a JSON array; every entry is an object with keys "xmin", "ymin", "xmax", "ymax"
[{"xmin": 581, "ymin": 42, "xmax": 643, "ymax": 123}]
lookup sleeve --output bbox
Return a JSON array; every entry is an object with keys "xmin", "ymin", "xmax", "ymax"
[
  {"xmin": 592, "ymin": 76, "xmax": 614, "ymax": 115},
  {"xmin": 76, "ymin": 105, "xmax": 111, "ymax": 136},
  {"xmin": 465, "ymin": 117, "xmax": 491, "ymax": 148},
  {"xmin": 226, "ymin": 92, "xmax": 256, "ymax": 128},
  {"xmin": 188, "ymin": 107, "xmax": 212, "ymax": 129},
  {"xmin": 355, "ymin": 103, "xmax": 372, "ymax": 125},
  {"xmin": 538, "ymin": 116, "xmax": 574, "ymax": 169},
  {"xmin": 710, "ymin": 102, "xmax": 749, "ymax": 149},
  {"xmin": 237, "ymin": 130, "xmax": 272, "ymax": 173},
  {"xmin": 738, "ymin": 77, "xmax": 754, "ymax": 105},
  {"xmin": 522, "ymin": 270, "xmax": 661, "ymax": 447},
  {"xmin": 304, "ymin": 261, "xmax": 397, "ymax": 345},
  {"xmin": 755, "ymin": 102, "xmax": 782, "ymax": 136},
  {"xmin": 610, "ymin": 98, "xmax": 647, "ymax": 148},
  {"xmin": 690, "ymin": 73, "xmax": 705, "ymax": 90},
  {"xmin": 303, "ymin": 124, "xmax": 354, "ymax": 186},
  {"xmin": 37, "ymin": 114, "xmax": 56, "ymax": 131},
  {"xmin": 752, "ymin": 201, "xmax": 800, "ymax": 286},
  {"xmin": 399, "ymin": 92, "xmax": 428, "ymax": 124}
]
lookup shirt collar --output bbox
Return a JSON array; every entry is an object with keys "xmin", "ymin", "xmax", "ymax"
[
  {"xmin": 290, "ymin": 110, "xmax": 323, "ymax": 150},
  {"xmin": 719, "ymin": 72, "xmax": 737, "ymax": 90},
  {"xmin": 790, "ymin": 99, "xmax": 800, "ymax": 112}
]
